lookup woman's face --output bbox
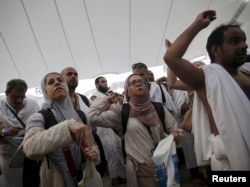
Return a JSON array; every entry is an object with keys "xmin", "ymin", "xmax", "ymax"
[
  {"xmin": 128, "ymin": 75, "xmax": 147, "ymax": 97},
  {"xmin": 45, "ymin": 73, "xmax": 68, "ymax": 101}
]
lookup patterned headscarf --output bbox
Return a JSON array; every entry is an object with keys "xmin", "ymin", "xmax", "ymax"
[{"xmin": 124, "ymin": 74, "xmax": 160, "ymax": 126}]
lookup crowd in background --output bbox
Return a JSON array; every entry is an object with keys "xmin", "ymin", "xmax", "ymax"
[{"xmin": 1, "ymin": 9, "xmax": 250, "ymax": 187}]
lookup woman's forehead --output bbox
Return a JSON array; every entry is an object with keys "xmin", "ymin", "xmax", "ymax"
[
  {"xmin": 45, "ymin": 73, "xmax": 64, "ymax": 83},
  {"xmin": 129, "ymin": 74, "xmax": 141, "ymax": 81},
  {"xmin": 46, "ymin": 73, "xmax": 61, "ymax": 79}
]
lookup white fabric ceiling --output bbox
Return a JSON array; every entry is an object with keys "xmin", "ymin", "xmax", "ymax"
[{"xmin": 0, "ymin": 0, "xmax": 249, "ymax": 92}]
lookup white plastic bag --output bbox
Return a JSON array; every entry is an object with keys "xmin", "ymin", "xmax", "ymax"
[
  {"xmin": 78, "ymin": 158, "xmax": 103, "ymax": 187},
  {"xmin": 152, "ymin": 135, "xmax": 180, "ymax": 187}
]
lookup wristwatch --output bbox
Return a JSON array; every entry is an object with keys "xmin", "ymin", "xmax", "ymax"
[{"xmin": 1, "ymin": 128, "xmax": 8, "ymax": 137}]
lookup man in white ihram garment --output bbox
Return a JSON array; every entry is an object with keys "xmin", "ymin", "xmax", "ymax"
[
  {"xmin": 164, "ymin": 10, "xmax": 250, "ymax": 170},
  {"xmin": 0, "ymin": 79, "xmax": 40, "ymax": 187},
  {"xmin": 92, "ymin": 76, "xmax": 126, "ymax": 187}
]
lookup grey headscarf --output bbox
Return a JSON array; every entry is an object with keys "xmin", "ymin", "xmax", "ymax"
[
  {"xmin": 41, "ymin": 72, "xmax": 82, "ymax": 123},
  {"xmin": 41, "ymin": 72, "xmax": 83, "ymax": 186}
]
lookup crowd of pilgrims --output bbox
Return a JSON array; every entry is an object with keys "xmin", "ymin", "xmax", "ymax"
[{"xmin": 1, "ymin": 10, "xmax": 250, "ymax": 187}]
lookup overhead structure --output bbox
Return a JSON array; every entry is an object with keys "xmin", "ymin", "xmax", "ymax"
[{"xmin": 0, "ymin": 0, "xmax": 249, "ymax": 92}]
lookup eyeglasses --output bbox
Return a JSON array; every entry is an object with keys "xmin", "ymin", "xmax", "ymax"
[
  {"xmin": 128, "ymin": 79, "xmax": 146, "ymax": 87},
  {"xmin": 131, "ymin": 62, "xmax": 148, "ymax": 70}
]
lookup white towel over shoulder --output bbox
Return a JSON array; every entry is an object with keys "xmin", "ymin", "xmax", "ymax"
[{"xmin": 192, "ymin": 63, "xmax": 250, "ymax": 170}]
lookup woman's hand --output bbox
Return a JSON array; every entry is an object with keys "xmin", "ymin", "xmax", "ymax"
[
  {"xmin": 69, "ymin": 122, "xmax": 93, "ymax": 148},
  {"xmin": 171, "ymin": 131, "xmax": 180, "ymax": 142},
  {"xmin": 106, "ymin": 93, "xmax": 117, "ymax": 104},
  {"xmin": 83, "ymin": 146, "xmax": 99, "ymax": 161}
]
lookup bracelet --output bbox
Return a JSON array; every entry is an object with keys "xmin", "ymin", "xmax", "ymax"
[{"xmin": 1, "ymin": 128, "xmax": 8, "ymax": 137}]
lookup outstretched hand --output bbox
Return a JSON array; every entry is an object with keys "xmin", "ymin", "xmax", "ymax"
[{"xmin": 194, "ymin": 10, "xmax": 216, "ymax": 29}]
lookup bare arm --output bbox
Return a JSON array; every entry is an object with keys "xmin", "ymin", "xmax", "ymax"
[
  {"xmin": 166, "ymin": 40, "xmax": 193, "ymax": 91},
  {"xmin": 164, "ymin": 10, "xmax": 216, "ymax": 90},
  {"xmin": 167, "ymin": 66, "xmax": 192, "ymax": 91}
]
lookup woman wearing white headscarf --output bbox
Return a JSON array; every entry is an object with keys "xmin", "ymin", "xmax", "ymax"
[
  {"xmin": 23, "ymin": 72, "xmax": 99, "ymax": 187},
  {"xmin": 88, "ymin": 74, "xmax": 181, "ymax": 187}
]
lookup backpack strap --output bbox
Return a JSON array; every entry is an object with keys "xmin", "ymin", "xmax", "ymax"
[
  {"xmin": 121, "ymin": 102, "xmax": 166, "ymax": 135},
  {"xmin": 38, "ymin": 109, "xmax": 57, "ymax": 129},
  {"xmin": 38, "ymin": 109, "xmax": 58, "ymax": 170},
  {"xmin": 39, "ymin": 108, "xmax": 85, "ymax": 184},
  {"xmin": 121, "ymin": 103, "xmax": 130, "ymax": 135},
  {"xmin": 78, "ymin": 93, "xmax": 90, "ymax": 107},
  {"xmin": 158, "ymin": 83, "xmax": 166, "ymax": 104},
  {"xmin": 39, "ymin": 108, "xmax": 87, "ymax": 127},
  {"xmin": 75, "ymin": 110, "xmax": 87, "ymax": 124},
  {"xmin": 151, "ymin": 102, "xmax": 166, "ymax": 133}
]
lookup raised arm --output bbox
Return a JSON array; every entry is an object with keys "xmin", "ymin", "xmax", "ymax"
[
  {"xmin": 166, "ymin": 39, "xmax": 193, "ymax": 91},
  {"xmin": 164, "ymin": 10, "xmax": 216, "ymax": 90}
]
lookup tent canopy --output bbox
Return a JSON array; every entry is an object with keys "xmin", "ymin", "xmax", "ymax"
[{"xmin": 0, "ymin": 0, "xmax": 249, "ymax": 92}]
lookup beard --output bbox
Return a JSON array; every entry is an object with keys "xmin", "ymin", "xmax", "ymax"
[
  {"xmin": 222, "ymin": 48, "xmax": 247, "ymax": 68},
  {"xmin": 98, "ymin": 85, "xmax": 109, "ymax": 93},
  {"xmin": 68, "ymin": 80, "xmax": 78, "ymax": 90},
  {"xmin": 226, "ymin": 57, "xmax": 245, "ymax": 69}
]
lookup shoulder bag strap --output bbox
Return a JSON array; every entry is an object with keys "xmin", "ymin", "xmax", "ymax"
[
  {"xmin": 63, "ymin": 146, "xmax": 79, "ymax": 185},
  {"xmin": 5, "ymin": 103, "xmax": 25, "ymax": 128}
]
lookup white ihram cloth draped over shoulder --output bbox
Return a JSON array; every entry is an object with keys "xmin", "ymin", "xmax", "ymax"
[
  {"xmin": 192, "ymin": 63, "xmax": 250, "ymax": 170},
  {"xmin": 171, "ymin": 90, "xmax": 186, "ymax": 121},
  {"xmin": 149, "ymin": 82, "xmax": 178, "ymax": 117}
]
